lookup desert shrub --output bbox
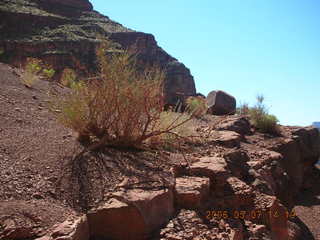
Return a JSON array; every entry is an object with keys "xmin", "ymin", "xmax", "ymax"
[
  {"xmin": 42, "ymin": 68, "xmax": 55, "ymax": 79},
  {"xmin": 60, "ymin": 68, "xmax": 77, "ymax": 87},
  {"xmin": 249, "ymin": 95, "xmax": 279, "ymax": 134},
  {"xmin": 147, "ymin": 111, "xmax": 195, "ymax": 148},
  {"xmin": 21, "ymin": 58, "xmax": 55, "ymax": 87},
  {"xmin": 51, "ymin": 39, "xmax": 194, "ymax": 149},
  {"xmin": 185, "ymin": 96, "xmax": 208, "ymax": 118},
  {"xmin": 236, "ymin": 102, "xmax": 250, "ymax": 115}
]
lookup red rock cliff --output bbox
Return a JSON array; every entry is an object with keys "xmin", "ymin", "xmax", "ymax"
[{"xmin": 0, "ymin": 0, "xmax": 196, "ymax": 104}]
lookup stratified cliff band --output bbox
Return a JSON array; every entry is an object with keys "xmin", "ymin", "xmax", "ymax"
[{"xmin": 0, "ymin": 0, "xmax": 196, "ymax": 104}]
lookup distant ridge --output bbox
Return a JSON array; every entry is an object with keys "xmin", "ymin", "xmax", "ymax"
[{"xmin": 312, "ymin": 122, "xmax": 320, "ymax": 129}]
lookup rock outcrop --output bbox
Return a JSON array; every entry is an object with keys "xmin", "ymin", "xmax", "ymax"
[
  {"xmin": 0, "ymin": 0, "xmax": 196, "ymax": 105},
  {"xmin": 36, "ymin": 216, "xmax": 89, "ymax": 240},
  {"xmin": 87, "ymin": 188, "xmax": 174, "ymax": 240},
  {"xmin": 268, "ymin": 127, "xmax": 320, "ymax": 200},
  {"xmin": 216, "ymin": 116, "xmax": 251, "ymax": 135},
  {"xmin": 174, "ymin": 176, "xmax": 210, "ymax": 209}
]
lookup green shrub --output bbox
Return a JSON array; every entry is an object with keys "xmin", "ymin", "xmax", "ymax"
[
  {"xmin": 185, "ymin": 96, "xmax": 208, "ymax": 118},
  {"xmin": 60, "ymin": 68, "xmax": 77, "ymax": 87},
  {"xmin": 248, "ymin": 95, "xmax": 279, "ymax": 134},
  {"xmin": 42, "ymin": 68, "xmax": 55, "ymax": 79},
  {"xmin": 50, "ymin": 39, "xmax": 194, "ymax": 149},
  {"xmin": 21, "ymin": 58, "xmax": 55, "ymax": 87}
]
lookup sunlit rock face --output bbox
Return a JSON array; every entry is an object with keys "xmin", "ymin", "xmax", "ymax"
[{"xmin": 0, "ymin": 0, "xmax": 196, "ymax": 105}]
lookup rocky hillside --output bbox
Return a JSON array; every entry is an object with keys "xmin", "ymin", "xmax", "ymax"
[
  {"xmin": 1, "ymin": 1, "xmax": 320, "ymax": 240},
  {"xmin": 0, "ymin": 62, "xmax": 320, "ymax": 240},
  {"xmin": 0, "ymin": 0, "xmax": 196, "ymax": 105}
]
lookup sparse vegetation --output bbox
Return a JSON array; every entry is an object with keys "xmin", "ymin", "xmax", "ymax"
[
  {"xmin": 236, "ymin": 102, "xmax": 249, "ymax": 115},
  {"xmin": 42, "ymin": 68, "xmax": 55, "ymax": 79},
  {"xmin": 60, "ymin": 68, "xmax": 77, "ymax": 87},
  {"xmin": 185, "ymin": 96, "xmax": 208, "ymax": 118},
  {"xmin": 50, "ymin": 39, "xmax": 195, "ymax": 149},
  {"xmin": 21, "ymin": 58, "xmax": 42, "ymax": 88},
  {"xmin": 242, "ymin": 95, "xmax": 279, "ymax": 134},
  {"xmin": 147, "ymin": 111, "xmax": 195, "ymax": 149},
  {"xmin": 21, "ymin": 58, "xmax": 55, "ymax": 88}
]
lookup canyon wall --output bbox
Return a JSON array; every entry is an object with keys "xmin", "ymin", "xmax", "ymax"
[{"xmin": 0, "ymin": 0, "xmax": 196, "ymax": 104}]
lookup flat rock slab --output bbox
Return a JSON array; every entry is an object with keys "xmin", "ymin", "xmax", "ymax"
[
  {"xmin": 216, "ymin": 116, "xmax": 251, "ymax": 135},
  {"xmin": 175, "ymin": 176, "xmax": 210, "ymax": 209},
  {"xmin": 215, "ymin": 130, "xmax": 241, "ymax": 148},
  {"xmin": 87, "ymin": 188, "xmax": 174, "ymax": 240},
  {"xmin": 36, "ymin": 216, "xmax": 89, "ymax": 240},
  {"xmin": 189, "ymin": 157, "xmax": 231, "ymax": 188}
]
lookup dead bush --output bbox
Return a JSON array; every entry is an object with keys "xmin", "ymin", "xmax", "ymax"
[{"xmin": 50, "ymin": 39, "xmax": 195, "ymax": 149}]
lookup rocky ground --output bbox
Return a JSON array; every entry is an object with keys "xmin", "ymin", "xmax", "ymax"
[{"xmin": 0, "ymin": 62, "xmax": 320, "ymax": 240}]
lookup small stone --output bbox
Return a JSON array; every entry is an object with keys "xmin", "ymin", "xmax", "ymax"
[
  {"xmin": 33, "ymin": 193, "xmax": 44, "ymax": 199},
  {"xmin": 167, "ymin": 222, "xmax": 174, "ymax": 228}
]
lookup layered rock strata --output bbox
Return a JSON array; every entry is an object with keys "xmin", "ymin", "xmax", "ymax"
[{"xmin": 0, "ymin": 0, "xmax": 196, "ymax": 105}]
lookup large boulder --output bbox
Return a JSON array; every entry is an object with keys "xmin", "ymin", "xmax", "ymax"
[
  {"xmin": 214, "ymin": 130, "xmax": 242, "ymax": 148},
  {"xmin": 207, "ymin": 90, "xmax": 236, "ymax": 115}
]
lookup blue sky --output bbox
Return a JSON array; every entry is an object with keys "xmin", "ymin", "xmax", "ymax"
[{"xmin": 90, "ymin": 0, "xmax": 320, "ymax": 126}]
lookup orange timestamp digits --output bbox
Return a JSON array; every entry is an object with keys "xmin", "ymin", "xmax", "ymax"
[
  {"xmin": 206, "ymin": 210, "xmax": 229, "ymax": 220},
  {"xmin": 206, "ymin": 209, "xmax": 296, "ymax": 220}
]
